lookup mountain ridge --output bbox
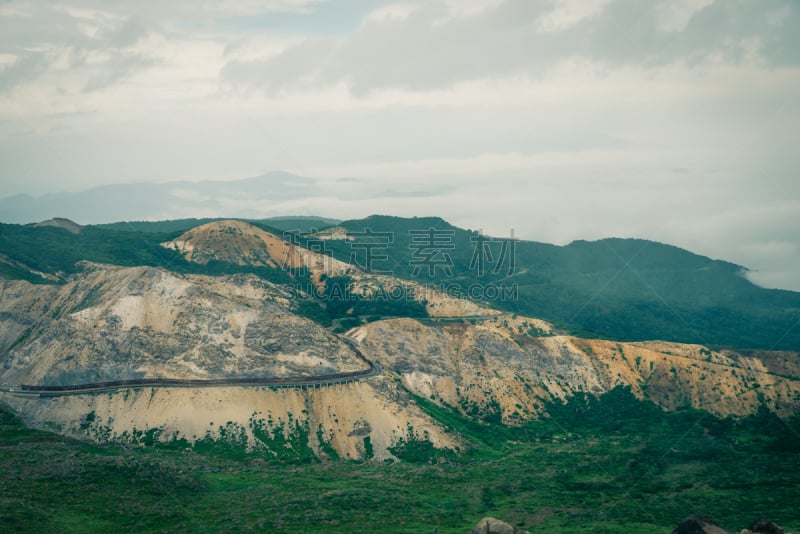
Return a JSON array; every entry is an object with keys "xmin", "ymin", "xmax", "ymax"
[
  {"xmin": 1, "ymin": 261, "xmax": 797, "ymax": 458},
  {"xmin": 1, "ymin": 221, "xmax": 798, "ymax": 461},
  {"xmin": 1, "ymin": 215, "xmax": 798, "ymax": 350},
  {"xmin": 0, "ymin": 171, "xmax": 319, "ymax": 225}
]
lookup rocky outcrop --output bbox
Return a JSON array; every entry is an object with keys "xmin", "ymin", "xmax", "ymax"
[
  {"xmin": 33, "ymin": 217, "xmax": 82, "ymax": 234},
  {"xmin": 6, "ymin": 376, "xmax": 458, "ymax": 461},
  {"xmin": 469, "ymin": 517, "xmax": 530, "ymax": 534},
  {"xmin": 672, "ymin": 514, "xmax": 730, "ymax": 534},
  {"xmin": 355, "ymin": 317, "xmax": 800, "ymax": 421},
  {"xmin": 0, "ymin": 264, "xmax": 460, "ymax": 459},
  {"xmin": 0, "ymin": 264, "xmax": 363, "ymax": 385},
  {"xmin": 162, "ymin": 219, "xmax": 353, "ymax": 275},
  {"xmin": 163, "ymin": 220, "xmax": 497, "ymax": 319}
]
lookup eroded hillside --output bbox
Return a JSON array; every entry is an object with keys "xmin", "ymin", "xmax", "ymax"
[
  {"xmin": 0, "ymin": 263, "xmax": 459, "ymax": 460},
  {"xmin": 0, "ymin": 263, "xmax": 363, "ymax": 385},
  {"xmin": 163, "ymin": 219, "xmax": 494, "ymax": 317},
  {"xmin": 354, "ymin": 317, "xmax": 800, "ymax": 422},
  {"xmin": 1, "ymin": 221, "xmax": 798, "ymax": 462},
  {"xmin": 162, "ymin": 219, "xmax": 353, "ymax": 276}
]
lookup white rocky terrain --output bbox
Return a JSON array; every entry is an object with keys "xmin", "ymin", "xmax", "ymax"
[
  {"xmin": 161, "ymin": 219, "xmax": 354, "ymax": 276},
  {"xmin": 355, "ymin": 317, "xmax": 800, "ymax": 420},
  {"xmin": 0, "ymin": 263, "xmax": 364, "ymax": 385},
  {"xmin": 1, "ymin": 221, "xmax": 798, "ymax": 462},
  {"xmin": 0, "ymin": 263, "xmax": 458, "ymax": 460},
  {"xmin": 162, "ymin": 220, "xmax": 495, "ymax": 318}
]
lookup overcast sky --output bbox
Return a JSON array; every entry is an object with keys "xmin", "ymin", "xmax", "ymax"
[{"xmin": 0, "ymin": 0, "xmax": 798, "ymax": 291}]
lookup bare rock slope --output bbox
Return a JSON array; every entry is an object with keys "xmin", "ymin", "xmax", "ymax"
[
  {"xmin": 0, "ymin": 264, "xmax": 457, "ymax": 460},
  {"xmin": 1, "ymin": 263, "xmax": 361, "ymax": 385},
  {"xmin": 1, "ymin": 221, "xmax": 798, "ymax": 461},
  {"xmin": 355, "ymin": 316, "xmax": 800, "ymax": 421},
  {"xmin": 162, "ymin": 220, "xmax": 494, "ymax": 318}
]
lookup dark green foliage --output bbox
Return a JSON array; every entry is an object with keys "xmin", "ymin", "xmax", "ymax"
[
  {"xmin": 323, "ymin": 216, "xmax": 800, "ymax": 350},
  {"xmin": 0, "ymin": 223, "xmax": 185, "ymax": 278},
  {"xmin": 2, "ymin": 394, "xmax": 800, "ymax": 532},
  {"xmin": 362, "ymin": 436, "xmax": 374, "ymax": 460},
  {"xmin": 0, "ymin": 258, "xmax": 54, "ymax": 284},
  {"xmin": 95, "ymin": 218, "xmax": 222, "ymax": 233},
  {"xmin": 332, "ymin": 317, "xmax": 361, "ymax": 333},
  {"xmin": 3, "ymin": 216, "xmax": 798, "ymax": 349},
  {"xmin": 249, "ymin": 412, "xmax": 318, "ymax": 464},
  {"xmin": 321, "ymin": 275, "xmax": 428, "ymax": 322},
  {"xmin": 321, "ymin": 275, "xmax": 354, "ymax": 318},
  {"xmin": 316, "ymin": 425, "xmax": 340, "ymax": 461},
  {"xmin": 70, "ymin": 284, "xmax": 104, "ymax": 313},
  {"xmin": 0, "ymin": 404, "xmax": 206, "ymax": 531},
  {"xmin": 352, "ymin": 297, "xmax": 429, "ymax": 319},
  {"xmin": 247, "ymin": 216, "xmax": 340, "ymax": 234},
  {"xmin": 96, "ymin": 216, "xmax": 339, "ymax": 234},
  {"xmin": 543, "ymin": 385, "xmax": 665, "ymax": 433},
  {"xmin": 291, "ymin": 298, "xmax": 332, "ymax": 326},
  {"xmin": 407, "ymin": 392, "xmax": 514, "ymax": 449},
  {"xmin": 0, "ymin": 222, "xmax": 295, "ymax": 285},
  {"xmin": 187, "ymin": 415, "xmax": 320, "ymax": 464},
  {"xmin": 79, "ymin": 411, "xmax": 96, "ymax": 431},
  {"xmin": 389, "ymin": 424, "xmax": 456, "ymax": 464},
  {"xmin": 192, "ymin": 422, "xmax": 251, "ymax": 461},
  {"xmin": 322, "ymin": 216, "xmax": 462, "ymax": 280}
]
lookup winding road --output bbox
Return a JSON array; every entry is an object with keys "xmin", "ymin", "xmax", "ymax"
[{"xmin": 0, "ymin": 337, "xmax": 382, "ymax": 398}]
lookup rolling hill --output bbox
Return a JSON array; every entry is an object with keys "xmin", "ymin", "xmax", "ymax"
[
  {"xmin": 1, "ymin": 215, "xmax": 798, "ymax": 350},
  {"xmin": 2, "ymin": 215, "xmax": 800, "ymax": 532}
]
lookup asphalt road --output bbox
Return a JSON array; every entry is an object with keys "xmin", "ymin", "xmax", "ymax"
[{"xmin": 0, "ymin": 337, "xmax": 382, "ymax": 397}]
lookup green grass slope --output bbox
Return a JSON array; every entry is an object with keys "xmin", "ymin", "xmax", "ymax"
[{"xmin": 2, "ymin": 388, "xmax": 798, "ymax": 533}]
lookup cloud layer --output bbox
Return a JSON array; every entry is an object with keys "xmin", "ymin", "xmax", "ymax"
[{"xmin": 1, "ymin": 0, "xmax": 798, "ymax": 291}]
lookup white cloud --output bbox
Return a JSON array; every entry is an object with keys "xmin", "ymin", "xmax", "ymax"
[
  {"xmin": 0, "ymin": 0, "xmax": 799, "ymax": 290},
  {"xmin": 210, "ymin": 0, "xmax": 799, "ymax": 98},
  {"xmin": 53, "ymin": 0, "xmax": 326, "ymax": 20},
  {"xmin": 654, "ymin": 0, "xmax": 714, "ymax": 33},
  {"xmin": 535, "ymin": 0, "xmax": 612, "ymax": 32},
  {"xmin": 362, "ymin": 3, "xmax": 419, "ymax": 24}
]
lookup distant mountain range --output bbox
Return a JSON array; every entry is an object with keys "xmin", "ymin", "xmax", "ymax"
[{"xmin": 0, "ymin": 172, "xmax": 320, "ymax": 224}]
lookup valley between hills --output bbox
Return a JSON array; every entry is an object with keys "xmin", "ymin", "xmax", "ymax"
[{"xmin": 1, "ymin": 216, "xmax": 799, "ymax": 532}]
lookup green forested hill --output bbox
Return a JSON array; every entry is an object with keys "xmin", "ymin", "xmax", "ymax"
[
  {"xmin": 0, "ymin": 223, "xmax": 293, "ymax": 285},
  {"xmin": 0, "ymin": 224, "xmax": 183, "ymax": 278},
  {"xmin": 1, "ymin": 215, "xmax": 798, "ymax": 350},
  {"xmin": 95, "ymin": 216, "xmax": 339, "ymax": 234},
  {"xmin": 319, "ymin": 216, "xmax": 800, "ymax": 351}
]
